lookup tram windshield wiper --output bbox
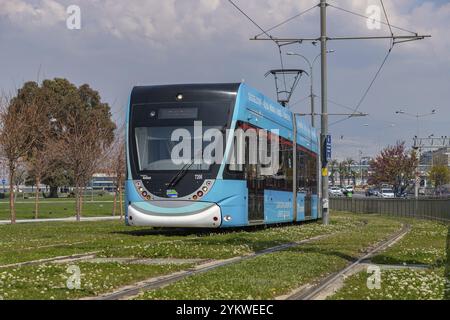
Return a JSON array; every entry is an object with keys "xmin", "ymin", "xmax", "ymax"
[{"xmin": 166, "ymin": 159, "xmax": 196, "ymax": 190}]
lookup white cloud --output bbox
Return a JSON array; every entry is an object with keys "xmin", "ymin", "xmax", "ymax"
[
  {"xmin": 0, "ymin": 0, "xmax": 448, "ymax": 158},
  {"xmin": 1, "ymin": 0, "xmax": 447, "ymax": 55},
  {"xmin": 0, "ymin": 0, "xmax": 65, "ymax": 27}
]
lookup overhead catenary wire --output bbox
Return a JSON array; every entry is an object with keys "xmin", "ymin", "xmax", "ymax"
[
  {"xmin": 330, "ymin": 0, "xmax": 397, "ymax": 127},
  {"xmin": 380, "ymin": 0, "xmax": 394, "ymax": 38},
  {"xmin": 327, "ymin": 3, "xmax": 417, "ymax": 35},
  {"xmin": 229, "ymin": 0, "xmax": 293, "ymax": 101},
  {"xmin": 277, "ymin": 44, "xmax": 288, "ymax": 95},
  {"xmin": 254, "ymin": 4, "xmax": 319, "ymax": 38},
  {"xmin": 230, "ymin": 0, "xmax": 426, "ymax": 128},
  {"xmin": 329, "ymin": 47, "xmax": 393, "ymax": 127}
]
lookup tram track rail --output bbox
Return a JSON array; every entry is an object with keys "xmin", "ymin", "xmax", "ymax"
[
  {"xmin": 0, "ymin": 252, "xmax": 99, "ymax": 269},
  {"xmin": 86, "ymin": 233, "xmax": 334, "ymax": 300},
  {"xmin": 284, "ymin": 223, "xmax": 411, "ymax": 300}
]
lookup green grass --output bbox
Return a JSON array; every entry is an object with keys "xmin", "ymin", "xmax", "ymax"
[
  {"xmin": 0, "ymin": 262, "xmax": 191, "ymax": 300},
  {"xmin": 329, "ymin": 219, "xmax": 450, "ymax": 300},
  {"xmin": 0, "ymin": 212, "xmax": 375, "ymax": 300},
  {"xmin": 0, "ymin": 220, "xmax": 150, "ymax": 265},
  {"xmin": 99, "ymin": 214, "xmax": 363, "ymax": 260},
  {"xmin": 0, "ymin": 195, "xmax": 123, "ymax": 220},
  {"xmin": 372, "ymin": 219, "xmax": 448, "ymax": 266},
  {"xmin": 0, "ymin": 213, "xmax": 360, "ymax": 266},
  {"xmin": 330, "ymin": 268, "xmax": 447, "ymax": 300},
  {"xmin": 3, "ymin": 211, "xmax": 442, "ymax": 300},
  {"xmin": 138, "ymin": 214, "xmax": 402, "ymax": 300}
]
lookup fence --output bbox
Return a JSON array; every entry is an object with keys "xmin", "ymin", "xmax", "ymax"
[{"xmin": 330, "ymin": 197, "xmax": 450, "ymax": 223}]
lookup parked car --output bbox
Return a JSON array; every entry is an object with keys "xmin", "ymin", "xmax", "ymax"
[
  {"xmin": 329, "ymin": 187, "xmax": 343, "ymax": 197},
  {"xmin": 395, "ymin": 190, "xmax": 408, "ymax": 198},
  {"xmin": 380, "ymin": 188, "xmax": 395, "ymax": 198},
  {"xmin": 365, "ymin": 188, "xmax": 377, "ymax": 197},
  {"xmin": 342, "ymin": 185, "xmax": 354, "ymax": 193}
]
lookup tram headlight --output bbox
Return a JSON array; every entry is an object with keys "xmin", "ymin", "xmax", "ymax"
[
  {"xmin": 197, "ymin": 191, "xmax": 204, "ymax": 197},
  {"xmin": 224, "ymin": 215, "xmax": 232, "ymax": 222},
  {"xmin": 202, "ymin": 186, "xmax": 208, "ymax": 193},
  {"xmin": 176, "ymin": 93, "xmax": 183, "ymax": 101}
]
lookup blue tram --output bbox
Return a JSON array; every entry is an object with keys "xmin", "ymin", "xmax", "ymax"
[{"xmin": 125, "ymin": 83, "xmax": 320, "ymax": 228}]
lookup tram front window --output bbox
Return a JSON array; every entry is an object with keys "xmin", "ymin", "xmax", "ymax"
[{"xmin": 134, "ymin": 126, "xmax": 222, "ymax": 172}]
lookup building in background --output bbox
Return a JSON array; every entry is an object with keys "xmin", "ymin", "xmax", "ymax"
[
  {"xmin": 432, "ymin": 147, "xmax": 450, "ymax": 167},
  {"xmin": 90, "ymin": 173, "xmax": 116, "ymax": 192}
]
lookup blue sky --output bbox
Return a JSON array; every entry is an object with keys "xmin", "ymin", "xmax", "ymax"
[{"xmin": 0, "ymin": 0, "xmax": 449, "ymax": 160}]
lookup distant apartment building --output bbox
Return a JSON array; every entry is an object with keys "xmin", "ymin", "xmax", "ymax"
[
  {"xmin": 90, "ymin": 173, "xmax": 117, "ymax": 191},
  {"xmin": 420, "ymin": 150, "xmax": 433, "ymax": 166},
  {"xmin": 432, "ymin": 147, "xmax": 450, "ymax": 167}
]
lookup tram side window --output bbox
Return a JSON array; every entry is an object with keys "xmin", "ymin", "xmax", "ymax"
[
  {"xmin": 297, "ymin": 148, "xmax": 307, "ymax": 193},
  {"xmin": 297, "ymin": 147, "xmax": 318, "ymax": 195},
  {"xmin": 308, "ymin": 154, "xmax": 318, "ymax": 195},
  {"xmin": 276, "ymin": 137, "xmax": 294, "ymax": 191},
  {"xmin": 226, "ymin": 121, "xmax": 293, "ymax": 192}
]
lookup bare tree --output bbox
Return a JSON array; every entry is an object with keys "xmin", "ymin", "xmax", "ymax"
[
  {"xmin": 26, "ymin": 107, "xmax": 54, "ymax": 219},
  {"xmin": 0, "ymin": 95, "xmax": 38, "ymax": 223},
  {"xmin": 13, "ymin": 164, "xmax": 27, "ymax": 201},
  {"xmin": 26, "ymin": 141, "xmax": 55, "ymax": 219},
  {"xmin": 56, "ymin": 110, "xmax": 114, "ymax": 221},
  {"xmin": 108, "ymin": 134, "xmax": 126, "ymax": 219}
]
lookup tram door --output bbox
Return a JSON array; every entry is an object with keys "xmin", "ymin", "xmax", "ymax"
[{"xmin": 246, "ymin": 142, "xmax": 264, "ymax": 223}]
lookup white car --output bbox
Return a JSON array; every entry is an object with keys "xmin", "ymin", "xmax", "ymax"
[
  {"xmin": 329, "ymin": 187, "xmax": 343, "ymax": 197},
  {"xmin": 380, "ymin": 188, "xmax": 395, "ymax": 198},
  {"xmin": 342, "ymin": 185, "xmax": 354, "ymax": 193}
]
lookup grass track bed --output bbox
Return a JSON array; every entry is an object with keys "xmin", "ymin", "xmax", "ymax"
[
  {"xmin": 330, "ymin": 268, "xmax": 446, "ymax": 300},
  {"xmin": 0, "ymin": 262, "xmax": 191, "ymax": 300},
  {"xmin": 138, "ymin": 215, "xmax": 402, "ymax": 300},
  {"xmin": 329, "ymin": 218, "xmax": 449, "ymax": 300},
  {"xmin": 0, "ymin": 213, "xmax": 363, "ymax": 266}
]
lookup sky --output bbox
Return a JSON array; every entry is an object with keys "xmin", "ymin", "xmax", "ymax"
[{"xmin": 0, "ymin": 0, "xmax": 449, "ymax": 161}]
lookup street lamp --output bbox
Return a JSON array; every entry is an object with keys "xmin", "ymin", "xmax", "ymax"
[
  {"xmin": 287, "ymin": 50, "xmax": 335, "ymax": 128},
  {"xmin": 395, "ymin": 108, "xmax": 437, "ymax": 138},
  {"xmin": 395, "ymin": 108, "xmax": 438, "ymax": 199}
]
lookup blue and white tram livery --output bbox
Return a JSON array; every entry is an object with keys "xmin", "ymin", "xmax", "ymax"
[{"xmin": 126, "ymin": 83, "xmax": 320, "ymax": 228}]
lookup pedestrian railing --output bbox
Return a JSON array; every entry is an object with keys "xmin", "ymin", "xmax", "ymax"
[{"xmin": 330, "ymin": 197, "xmax": 450, "ymax": 223}]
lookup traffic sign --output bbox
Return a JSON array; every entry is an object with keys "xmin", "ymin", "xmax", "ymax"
[{"xmin": 325, "ymin": 135, "xmax": 332, "ymax": 162}]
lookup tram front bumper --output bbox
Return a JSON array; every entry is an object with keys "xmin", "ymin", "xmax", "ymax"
[{"xmin": 127, "ymin": 201, "xmax": 222, "ymax": 228}]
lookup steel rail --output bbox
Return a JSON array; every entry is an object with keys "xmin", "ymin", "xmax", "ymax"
[
  {"xmin": 87, "ymin": 233, "xmax": 335, "ymax": 300},
  {"xmin": 285, "ymin": 224, "xmax": 411, "ymax": 300}
]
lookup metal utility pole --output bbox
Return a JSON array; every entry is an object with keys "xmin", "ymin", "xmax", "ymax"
[
  {"xmin": 286, "ymin": 50, "xmax": 335, "ymax": 128},
  {"xmin": 234, "ymin": 0, "xmax": 431, "ymax": 226},
  {"xmin": 310, "ymin": 65, "xmax": 316, "ymax": 128},
  {"xmin": 396, "ymin": 109, "xmax": 437, "ymax": 199},
  {"xmin": 320, "ymin": 0, "xmax": 329, "ymax": 225},
  {"xmin": 359, "ymin": 150, "xmax": 363, "ymax": 186}
]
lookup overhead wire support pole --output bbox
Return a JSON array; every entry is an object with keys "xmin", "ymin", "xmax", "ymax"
[
  {"xmin": 229, "ymin": 0, "xmax": 430, "ymax": 227},
  {"xmin": 251, "ymin": 35, "xmax": 431, "ymax": 42},
  {"xmin": 320, "ymin": 0, "xmax": 329, "ymax": 225}
]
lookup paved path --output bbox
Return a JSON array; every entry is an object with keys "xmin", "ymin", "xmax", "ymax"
[{"xmin": 0, "ymin": 216, "xmax": 122, "ymax": 225}]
